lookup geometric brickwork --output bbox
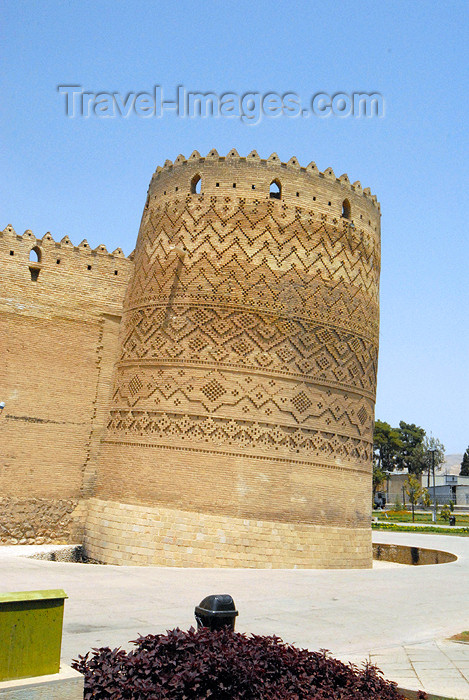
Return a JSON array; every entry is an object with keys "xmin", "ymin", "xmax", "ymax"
[{"xmin": 86, "ymin": 149, "xmax": 381, "ymax": 568}]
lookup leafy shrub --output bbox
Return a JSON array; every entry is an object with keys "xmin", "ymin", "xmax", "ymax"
[
  {"xmin": 440, "ymin": 504, "xmax": 451, "ymax": 521},
  {"xmin": 393, "ymin": 496, "xmax": 403, "ymax": 510},
  {"xmin": 72, "ymin": 627, "xmax": 420, "ymax": 699}
]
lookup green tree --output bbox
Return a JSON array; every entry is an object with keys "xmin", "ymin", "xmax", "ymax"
[
  {"xmin": 460, "ymin": 447, "xmax": 469, "ymax": 476},
  {"xmin": 395, "ymin": 421, "xmax": 426, "ymax": 474},
  {"xmin": 404, "ymin": 474, "xmax": 424, "ymax": 522},
  {"xmin": 440, "ymin": 504, "xmax": 451, "ymax": 522},
  {"xmin": 372, "ymin": 463, "xmax": 387, "ymax": 498},
  {"xmin": 419, "ymin": 435, "xmax": 445, "ymax": 487},
  {"xmin": 422, "ymin": 488, "xmax": 432, "ymax": 509},
  {"xmin": 373, "ymin": 420, "xmax": 403, "ymax": 473}
]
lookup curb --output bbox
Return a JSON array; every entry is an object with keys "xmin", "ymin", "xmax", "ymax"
[{"xmin": 398, "ymin": 686, "xmax": 462, "ymax": 700}]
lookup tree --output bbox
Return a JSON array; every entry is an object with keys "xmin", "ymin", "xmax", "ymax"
[
  {"xmin": 395, "ymin": 421, "xmax": 426, "ymax": 474},
  {"xmin": 373, "ymin": 420, "xmax": 403, "ymax": 473},
  {"xmin": 422, "ymin": 488, "xmax": 432, "ymax": 509},
  {"xmin": 374, "ymin": 419, "xmax": 445, "ymax": 489},
  {"xmin": 440, "ymin": 504, "xmax": 451, "ymax": 522},
  {"xmin": 460, "ymin": 447, "xmax": 469, "ymax": 476},
  {"xmin": 419, "ymin": 435, "xmax": 445, "ymax": 487},
  {"xmin": 404, "ymin": 474, "xmax": 424, "ymax": 522},
  {"xmin": 372, "ymin": 463, "xmax": 387, "ymax": 498}
]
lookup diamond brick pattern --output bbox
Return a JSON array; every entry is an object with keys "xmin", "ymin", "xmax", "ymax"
[{"xmin": 107, "ymin": 193, "xmax": 379, "ymax": 463}]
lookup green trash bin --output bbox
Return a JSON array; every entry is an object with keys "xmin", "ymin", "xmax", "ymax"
[{"xmin": 0, "ymin": 589, "xmax": 68, "ymax": 681}]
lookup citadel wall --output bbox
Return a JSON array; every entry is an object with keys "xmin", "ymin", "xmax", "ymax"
[
  {"xmin": 85, "ymin": 149, "xmax": 381, "ymax": 568},
  {"xmin": 0, "ymin": 225, "xmax": 133, "ymax": 543}
]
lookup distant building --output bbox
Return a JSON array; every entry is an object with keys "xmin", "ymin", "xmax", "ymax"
[
  {"xmin": 429, "ymin": 474, "xmax": 469, "ymax": 506},
  {"xmin": 381, "ymin": 472, "xmax": 469, "ymax": 507}
]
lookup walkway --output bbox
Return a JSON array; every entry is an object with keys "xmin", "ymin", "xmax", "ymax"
[{"xmin": 1, "ymin": 530, "xmax": 468, "ymax": 698}]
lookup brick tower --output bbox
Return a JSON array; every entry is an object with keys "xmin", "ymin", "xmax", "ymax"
[{"xmin": 84, "ymin": 148, "xmax": 381, "ymax": 568}]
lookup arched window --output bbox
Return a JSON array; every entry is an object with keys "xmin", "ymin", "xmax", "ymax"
[
  {"xmin": 342, "ymin": 199, "xmax": 351, "ymax": 219},
  {"xmin": 29, "ymin": 246, "xmax": 42, "ymax": 263},
  {"xmin": 191, "ymin": 174, "xmax": 202, "ymax": 194},
  {"xmin": 269, "ymin": 179, "xmax": 281, "ymax": 200}
]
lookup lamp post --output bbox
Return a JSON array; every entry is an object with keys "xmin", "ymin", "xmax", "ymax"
[{"xmin": 429, "ymin": 447, "xmax": 437, "ymax": 523}]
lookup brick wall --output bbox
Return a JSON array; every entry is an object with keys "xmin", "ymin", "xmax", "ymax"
[{"xmin": 0, "ymin": 225, "xmax": 133, "ymax": 542}]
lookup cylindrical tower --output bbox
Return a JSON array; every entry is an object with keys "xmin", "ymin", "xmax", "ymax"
[{"xmin": 84, "ymin": 148, "xmax": 381, "ymax": 568}]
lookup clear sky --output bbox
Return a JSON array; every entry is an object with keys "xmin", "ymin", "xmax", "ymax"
[{"xmin": 1, "ymin": 1, "xmax": 468, "ymax": 454}]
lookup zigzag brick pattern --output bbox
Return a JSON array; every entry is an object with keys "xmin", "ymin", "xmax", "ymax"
[{"xmin": 86, "ymin": 150, "xmax": 381, "ymax": 568}]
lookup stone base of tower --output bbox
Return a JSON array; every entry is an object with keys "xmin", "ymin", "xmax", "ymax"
[{"xmin": 84, "ymin": 498, "xmax": 372, "ymax": 569}]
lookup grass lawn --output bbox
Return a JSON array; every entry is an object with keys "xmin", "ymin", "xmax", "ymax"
[
  {"xmin": 372, "ymin": 509, "xmax": 469, "ymax": 535},
  {"xmin": 372, "ymin": 510, "xmax": 469, "ymax": 524},
  {"xmin": 372, "ymin": 523, "xmax": 469, "ymax": 535}
]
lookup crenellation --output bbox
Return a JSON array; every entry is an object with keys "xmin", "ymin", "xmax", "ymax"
[
  {"xmin": 150, "ymin": 150, "xmax": 380, "ymax": 212},
  {"xmin": 287, "ymin": 156, "xmax": 300, "ymax": 169},
  {"xmin": 1, "ymin": 227, "xmax": 134, "ymax": 270},
  {"xmin": 111, "ymin": 247, "xmax": 125, "ymax": 257},
  {"xmin": 148, "ymin": 154, "xmax": 381, "ymax": 246}
]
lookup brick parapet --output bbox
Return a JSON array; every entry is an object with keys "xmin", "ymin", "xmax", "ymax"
[
  {"xmin": 150, "ymin": 148, "xmax": 380, "ymax": 212},
  {"xmin": 0, "ymin": 225, "xmax": 134, "ymax": 320}
]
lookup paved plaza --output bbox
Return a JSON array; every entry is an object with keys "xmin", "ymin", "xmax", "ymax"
[{"xmin": 1, "ymin": 531, "xmax": 468, "ymax": 698}]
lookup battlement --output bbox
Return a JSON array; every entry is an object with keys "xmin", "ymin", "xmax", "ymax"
[
  {"xmin": 149, "ymin": 148, "xmax": 380, "ymax": 213},
  {"xmin": 0, "ymin": 223, "xmax": 134, "ymax": 321},
  {"xmin": 1, "ymin": 224, "xmax": 134, "ymax": 263}
]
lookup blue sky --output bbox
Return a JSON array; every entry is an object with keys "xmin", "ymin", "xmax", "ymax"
[{"xmin": 1, "ymin": 1, "xmax": 468, "ymax": 454}]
